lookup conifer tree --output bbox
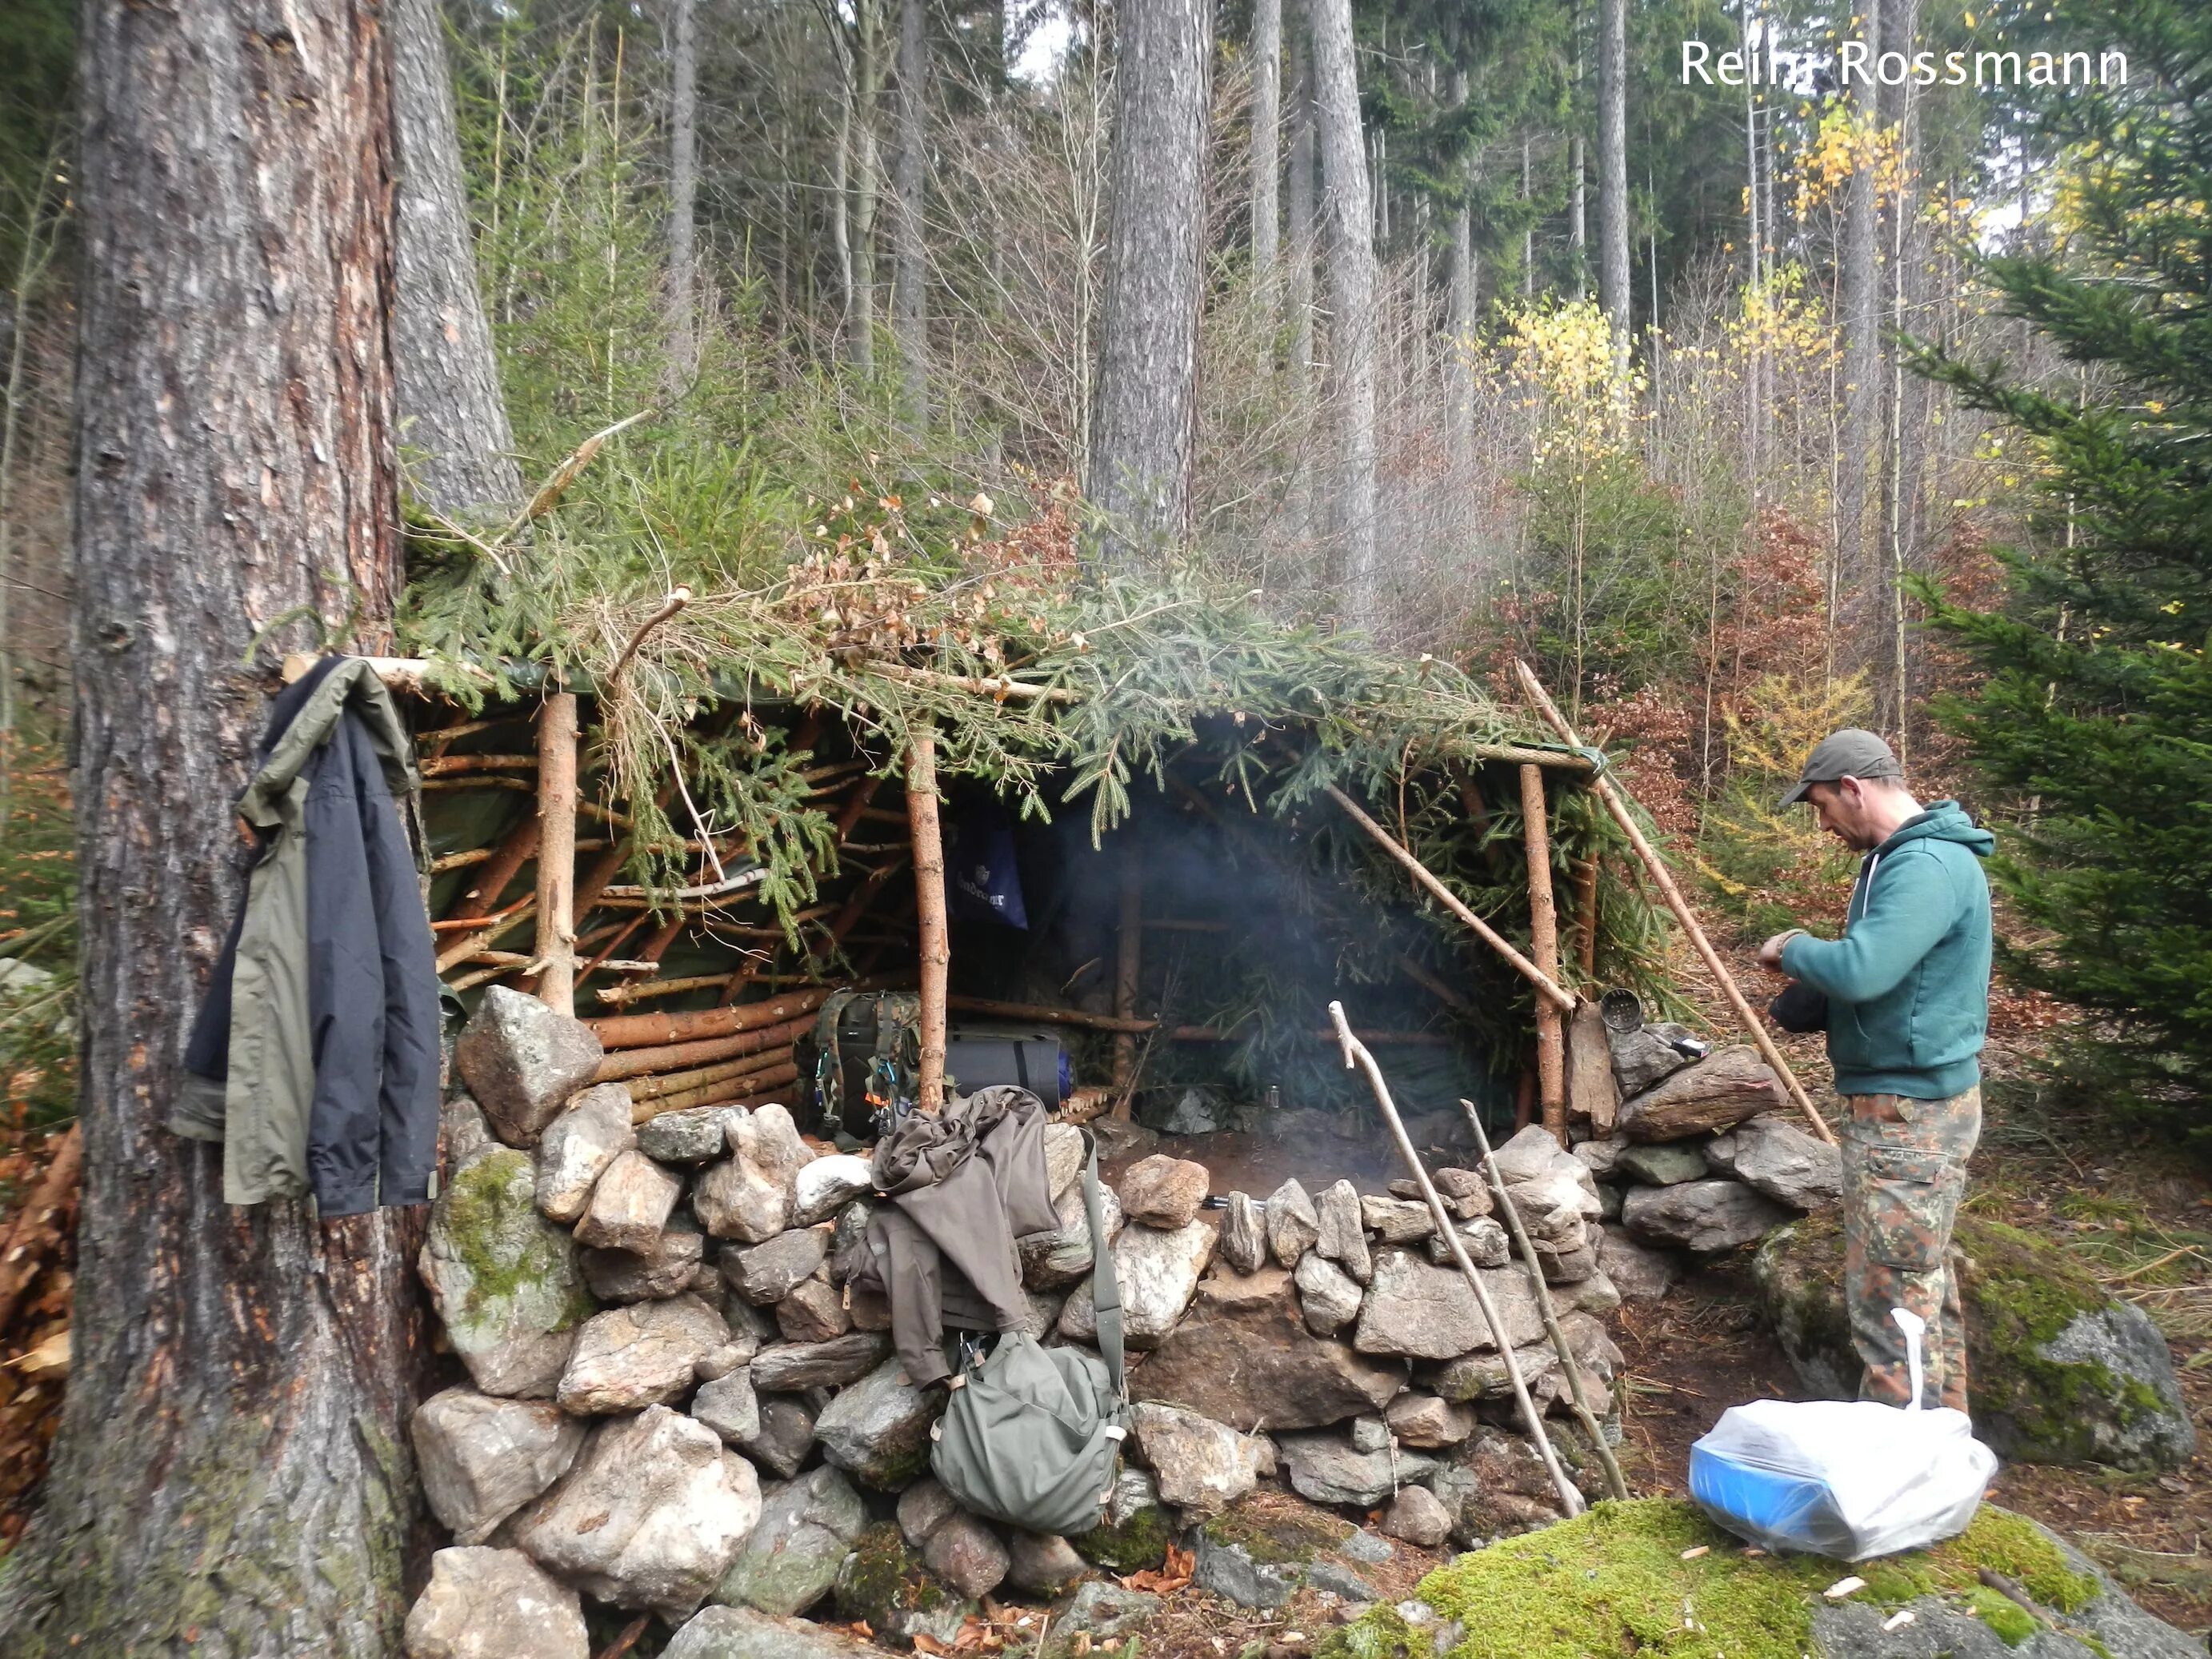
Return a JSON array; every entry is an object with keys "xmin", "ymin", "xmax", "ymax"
[{"xmin": 1916, "ymin": 0, "xmax": 2212, "ymax": 1120}]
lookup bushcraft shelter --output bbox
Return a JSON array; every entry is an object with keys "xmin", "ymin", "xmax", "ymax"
[{"xmin": 321, "ymin": 537, "xmax": 1677, "ymax": 1181}]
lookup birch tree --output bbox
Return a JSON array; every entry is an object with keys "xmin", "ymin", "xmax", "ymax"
[
  {"xmin": 666, "ymin": 0, "xmax": 701, "ymax": 386},
  {"xmin": 1595, "ymin": 0, "xmax": 1629, "ymax": 358},
  {"xmin": 1311, "ymin": 0, "xmax": 1378, "ymax": 619}
]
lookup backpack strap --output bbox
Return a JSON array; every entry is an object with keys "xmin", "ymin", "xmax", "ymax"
[{"xmin": 1080, "ymin": 1134, "xmax": 1126, "ymax": 1399}]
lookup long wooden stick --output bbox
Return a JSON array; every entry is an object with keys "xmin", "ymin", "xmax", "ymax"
[
  {"xmin": 1521, "ymin": 764, "xmax": 1567, "ymax": 1144},
  {"xmin": 586, "ymin": 984, "xmax": 836, "ymax": 1049},
  {"xmin": 1328, "ymin": 1004, "xmax": 1583, "ymax": 1519},
  {"xmin": 534, "ymin": 691, "xmax": 582, "ymax": 1015},
  {"xmin": 1324, "ymin": 785, "xmax": 1576, "ymax": 1014},
  {"xmin": 906, "ymin": 725, "xmax": 949, "ymax": 1113},
  {"xmin": 592, "ymin": 1014, "xmax": 817, "ymax": 1084},
  {"xmin": 1458, "ymin": 1098, "xmax": 1630, "ymax": 1502},
  {"xmin": 1510, "ymin": 660, "xmax": 1837, "ymax": 1146}
]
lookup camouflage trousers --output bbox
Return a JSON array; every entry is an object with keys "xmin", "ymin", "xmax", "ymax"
[{"xmin": 1840, "ymin": 1085, "xmax": 1981, "ymax": 1412}]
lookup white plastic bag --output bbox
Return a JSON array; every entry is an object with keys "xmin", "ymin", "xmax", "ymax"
[{"xmin": 1689, "ymin": 1309, "xmax": 1998, "ymax": 1560}]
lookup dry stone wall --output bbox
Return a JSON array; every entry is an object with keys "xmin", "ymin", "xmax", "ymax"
[{"xmin": 402, "ymin": 989, "xmax": 1830, "ymax": 1655}]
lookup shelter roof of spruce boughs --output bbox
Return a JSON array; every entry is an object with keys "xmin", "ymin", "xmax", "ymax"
[{"xmin": 323, "ymin": 491, "xmax": 1679, "ymax": 1129}]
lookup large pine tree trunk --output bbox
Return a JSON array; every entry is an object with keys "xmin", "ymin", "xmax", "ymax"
[
  {"xmin": 1250, "ymin": 0, "xmax": 1282, "ymax": 294},
  {"xmin": 394, "ymin": 0, "xmax": 521, "ymax": 518},
  {"xmin": 890, "ymin": 0, "xmax": 929, "ymax": 426},
  {"xmin": 1286, "ymin": 0, "xmax": 1315, "ymax": 410},
  {"xmin": 1595, "ymin": 0, "xmax": 1630, "ymax": 354},
  {"xmin": 1087, "ymin": 0, "xmax": 1214, "ymax": 559},
  {"xmin": 666, "ymin": 0, "xmax": 701, "ymax": 389},
  {"xmin": 849, "ymin": 0, "xmax": 886, "ymax": 375},
  {"xmin": 0, "ymin": 3, "xmax": 430, "ymax": 1652},
  {"xmin": 1877, "ymin": 0, "xmax": 1922, "ymax": 737},
  {"xmin": 1836, "ymin": 0, "xmax": 1882, "ymax": 678},
  {"xmin": 1310, "ymin": 0, "xmax": 1378, "ymax": 623}
]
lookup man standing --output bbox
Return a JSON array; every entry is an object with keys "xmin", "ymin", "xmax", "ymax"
[{"xmin": 1758, "ymin": 730, "xmax": 1994, "ymax": 1412}]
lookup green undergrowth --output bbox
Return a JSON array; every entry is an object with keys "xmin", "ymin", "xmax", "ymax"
[{"xmin": 1318, "ymin": 1500, "xmax": 2101, "ymax": 1659}]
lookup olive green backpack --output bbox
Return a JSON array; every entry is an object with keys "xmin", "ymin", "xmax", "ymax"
[{"xmin": 927, "ymin": 1137, "xmax": 1129, "ymax": 1537}]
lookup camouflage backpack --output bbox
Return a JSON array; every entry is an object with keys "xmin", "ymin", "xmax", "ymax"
[{"xmin": 809, "ymin": 989, "xmax": 922, "ymax": 1140}]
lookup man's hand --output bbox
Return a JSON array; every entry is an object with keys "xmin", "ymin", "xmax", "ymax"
[{"xmin": 1758, "ymin": 930, "xmax": 1805, "ymax": 973}]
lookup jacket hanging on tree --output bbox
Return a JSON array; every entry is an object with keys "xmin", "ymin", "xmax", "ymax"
[{"xmin": 172, "ymin": 657, "xmax": 442, "ymax": 1213}]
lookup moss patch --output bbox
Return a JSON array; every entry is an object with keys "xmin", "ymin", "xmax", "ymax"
[
  {"xmin": 1315, "ymin": 1603, "xmax": 1442, "ymax": 1659},
  {"xmin": 1756, "ymin": 1214, "xmax": 2183, "ymax": 1468},
  {"xmin": 437, "ymin": 1149, "xmax": 593, "ymax": 1331},
  {"xmin": 1071, "ymin": 1503, "xmax": 1174, "ymax": 1575},
  {"xmin": 1325, "ymin": 1500, "xmax": 2101, "ymax": 1659},
  {"xmin": 833, "ymin": 1522, "xmax": 950, "ymax": 1627},
  {"xmin": 1202, "ymin": 1495, "xmax": 1354, "ymax": 1566}
]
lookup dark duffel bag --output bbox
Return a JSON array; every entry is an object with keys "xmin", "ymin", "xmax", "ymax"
[{"xmin": 943, "ymin": 1023, "xmax": 1069, "ymax": 1111}]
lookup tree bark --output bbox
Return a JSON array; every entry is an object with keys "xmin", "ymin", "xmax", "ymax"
[
  {"xmin": 1286, "ymin": 1, "xmax": 1315, "ymax": 410},
  {"xmin": 0, "ymin": 2, "xmax": 430, "ymax": 1653},
  {"xmin": 1310, "ymin": 0, "xmax": 1378, "ymax": 624},
  {"xmin": 1087, "ymin": 0, "xmax": 1214, "ymax": 561},
  {"xmin": 1836, "ymin": 0, "xmax": 1882, "ymax": 679},
  {"xmin": 890, "ymin": 0, "xmax": 929, "ymax": 427},
  {"xmin": 850, "ymin": 0, "xmax": 887, "ymax": 375},
  {"xmin": 393, "ymin": 0, "xmax": 521, "ymax": 518},
  {"xmin": 1596, "ymin": 0, "xmax": 1630, "ymax": 357},
  {"xmin": 1250, "ymin": 0, "xmax": 1282, "ymax": 295},
  {"xmin": 534, "ymin": 692, "xmax": 581, "ymax": 1017},
  {"xmin": 666, "ymin": 0, "xmax": 700, "ymax": 388},
  {"xmin": 906, "ymin": 727, "xmax": 948, "ymax": 1112},
  {"xmin": 1520, "ymin": 765, "xmax": 1566, "ymax": 1144},
  {"xmin": 1447, "ymin": 70, "xmax": 1475, "ymax": 470}
]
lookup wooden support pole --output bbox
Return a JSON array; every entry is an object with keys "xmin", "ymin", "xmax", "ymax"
[
  {"xmin": 906, "ymin": 725, "xmax": 949, "ymax": 1113},
  {"xmin": 1324, "ymin": 784, "xmax": 1576, "ymax": 1014},
  {"xmin": 1573, "ymin": 857, "xmax": 1600, "ymax": 975},
  {"xmin": 534, "ymin": 691, "xmax": 582, "ymax": 1015},
  {"xmin": 1112, "ymin": 845, "xmax": 1144, "ymax": 1115},
  {"xmin": 586, "ymin": 984, "xmax": 836, "ymax": 1049},
  {"xmin": 1521, "ymin": 763, "xmax": 1566, "ymax": 1145},
  {"xmin": 1513, "ymin": 660, "xmax": 1838, "ymax": 1145},
  {"xmin": 450, "ymin": 815, "xmax": 540, "ymax": 920},
  {"xmin": 1330, "ymin": 1005, "xmax": 1584, "ymax": 1519}
]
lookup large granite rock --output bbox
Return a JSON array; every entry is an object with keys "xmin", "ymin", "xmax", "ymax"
[
  {"xmin": 1757, "ymin": 1214, "xmax": 2198, "ymax": 1471},
  {"xmin": 1133, "ymin": 1265, "xmax": 1403, "ymax": 1433},
  {"xmin": 1018, "ymin": 1177, "xmax": 1123, "ymax": 1289},
  {"xmin": 692, "ymin": 1367, "xmax": 762, "ymax": 1444},
  {"xmin": 1274, "ymin": 1430, "xmax": 1438, "ymax": 1507},
  {"xmin": 1361, "ymin": 1195, "xmax": 1435, "ymax": 1243},
  {"xmin": 1315, "ymin": 1179, "xmax": 1373, "ymax": 1284},
  {"xmin": 1058, "ymin": 1217, "xmax": 1216, "ymax": 1349},
  {"xmin": 456, "ymin": 986, "xmax": 604, "ymax": 1146},
  {"xmin": 1721, "ymin": 1113, "xmax": 1843, "ymax": 1211},
  {"xmin": 583, "ymin": 1228, "xmax": 708, "ymax": 1304},
  {"xmin": 1119, "ymin": 1153, "xmax": 1210, "ymax": 1229},
  {"xmin": 534, "ymin": 1084, "xmax": 635, "ymax": 1223},
  {"xmin": 713, "ymin": 1464, "xmax": 869, "ymax": 1617},
  {"xmin": 776, "ymin": 1270, "xmax": 852, "ymax": 1343},
  {"xmin": 403, "ymin": 1546, "xmax": 588, "ymax": 1659},
  {"xmin": 413, "ymin": 1388, "xmax": 585, "ymax": 1545},
  {"xmin": 419, "ymin": 1148, "xmax": 592, "ymax": 1398},
  {"xmin": 1621, "ymin": 1178, "xmax": 1791, "ymax": 1253},
  {"xmin": 574, "ymin": 1149, "xmax": 682, "ymax": 1253},
  {"xmin": 1042, "ymin": 1121, "xmax": 1086, "ymax": 1201},
  {"xmin": 723, "ymin": 1227, "xmax": 832, "ymax": 1305},
  {"xmin": 1618, "ymin": 1045, "xmax": 1782, "ymax": 1141},
  {"xmin": 923, "ymin": 1511, "xmax": 1010, "ymax": 1600},
  {"xmin": 1605, "ymin": 1020, "xmax": 1699, "ymax": 1097},
  {"xmin": 792, "ymin": 1154, "xmax": 876, "ymax": 1226},
  {"xmin": 639, "ymin": 1105, "xmax": 740, "ymax": 1163},
  {"xmin": 1005, "ymin": 1530, "xmax": 1087, "ymax": 1594},
  {"xmin": 815, "ymin": 1357, "xmax": 945, "ymax": 1490},
  {"xmin": 1615, "ymin": 1141, "xmax": 1708, "ymax": 1187},
  {"xmin": 1354, "ymin": 1248, "xmax": 1545, "ymax": 1359},
  {"xmin": 742, "ymin": 1396, "xmax": 819, "ymax": 1481},
  {"xmin": 1220, "ymin": 1191, "xmax": 1268, "ymax": 1272},
  {"xmin": 696, "ymin": 1105, "xmax": 812, "ymax": 1242},
  {"xmin": 1294, "ymin": 1252, "xmax": 1364, "ymax": 1336},
  {"xmin": 1266, "ymin": 1177, "xmax": 1322, "ymax": 1265},
  {"xmin": 1385, "ymin": 1392, "xmax": 1475, "ymax": 1449},
  {"xmin": 557, "ymin": 1293, "xmax": 728, "ymax": 1414},
  {"xmin": 1426, "ymin": 1215, "xmax": 1510, "ymax": 1269},
  {"xmin": 1597, "ymin": 1225, "xmax": 1681, "ymax": 1302},
  {"xmin": 750, "ymin": 1333, "xmax": 891, "ymax": 1392},
  {"xmin": 831, "ymin": 1524, "xmax": 974, "ymax": 1648},
  {"xmin": 1128, "ymin": 1401, "xmax": 1272, "ymax": 1518},
  {"xmin": 664, "ymin": 1607, "xmax": 881, "ymax": 1659},
  {"xmin": 1422, "ymin": 1341, "xmax": 1560, "ymax": 1405},
  {"xmin": 513, "ymin": 1405, "xmax": 762, "ymax": 1617},
  {"xmin": 1382, "ymin": 1485, "xmax": 1453, "ymax": 1549}
]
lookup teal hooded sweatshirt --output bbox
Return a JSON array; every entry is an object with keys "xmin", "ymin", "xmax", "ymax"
[{"xmin": 1778, "ymin": 800, "xmax": 1995, "ymax": 1099}]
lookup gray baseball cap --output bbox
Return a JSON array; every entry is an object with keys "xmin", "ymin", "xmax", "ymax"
[{"xmin": 1779, "ymin": 729, "xmax": 1902, "ymax": 806}]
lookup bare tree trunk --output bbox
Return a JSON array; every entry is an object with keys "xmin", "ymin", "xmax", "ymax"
[
  {"xmin": 666, "ymin": 0, "xmax": 700, "ymax": 390},
  {"xmin": 1311, "ymin": 0, "xmax": 1377, "ymax": 621},
  {"xmin": 1596, "ymin": 0, "xmax": 1629, "ymax": 354},
  {"xmin": 0, "ymin": 3, "xmax": 429, "ymax": 1653},
  {"xmin": 1521, "ymin": 134, "xmax": 1534, "ymax": 296},
  {"xmin": 1836, "ymin": 0, "xmax": 1882, "ymax": 678},
  {"xmin": 850, "ymin": 0, "xmax": 886, "ymax": 375},
  {"xmin": 891, "ymin": 0, "xmax": 929, "ymax": 426},
  {"xmin": 1088, "ymin": 0, "xmax": 1214, "ymax": 559},
  {"xmin": 1879, "ymin": 0, "xmax": 1921, "ymax": 741},
  {"xmin": 1447, "ymin": 71, "xmax": 1475, "ymax": 470},
  {"xmin": 1286, "ymin": 3, "xmax": 1315, "ymax": 410},
  {"xmin": 393, "ymin": 0, "xmax": 521, "ymax": 517},
  {"xmin": 1250, "ymin": 0, "xmax": 1282, "ymax": 293}
]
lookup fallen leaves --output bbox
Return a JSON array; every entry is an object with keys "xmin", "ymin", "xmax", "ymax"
[{"xmin": 1118, "ymin": 1541, "xmax": 1194, "ymax": 1595}]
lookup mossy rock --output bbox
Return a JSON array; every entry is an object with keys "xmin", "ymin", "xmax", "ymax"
[
  {"xmin": 1070, "ymin": 1501, "xmax": 1174, "ymax": 1575},
  {"xmin": 1201, "ymin": 1494, "xmax": 1354, "ymax": 1567},
  {"xmin": 418, "ymin": 1146, "xmax": 594, "ymax": 1397},
  {"xmin": 1318, "ymin": 1500, "xmax": 2199, "ymax": 1659},
  {"xmin": 830, "ymin": 1522, "xmax": 972, "ymax": 1649},
  {"xmin": 1754, "ymin": 1215, "xmax": 2196, "ymax": 1472}
]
